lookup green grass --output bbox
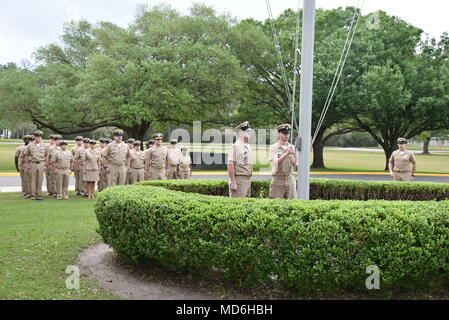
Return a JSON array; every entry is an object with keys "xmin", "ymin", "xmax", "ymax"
[{"xmin": 0, "ymin": 192, "xmax": 117, "ymax": 299}]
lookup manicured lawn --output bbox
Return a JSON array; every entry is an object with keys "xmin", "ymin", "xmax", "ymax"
[{"xmin": 0, "ymin": 192, "xmax": 117, "ymax": 299}]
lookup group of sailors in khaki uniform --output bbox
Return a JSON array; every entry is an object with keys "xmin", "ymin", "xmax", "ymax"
[
  {"xmin": 227, "ymin": 122, "xmax": 418, "ymax": 199},
  {"xmin": 15, "ymin": 129, "xmax": 192, "ymax": 200},
  {"xmin": 15, "ymin": 125, "xmax": 417, "ymax": 201}
]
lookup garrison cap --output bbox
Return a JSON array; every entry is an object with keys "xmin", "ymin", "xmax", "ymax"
[
  {"xmin": 53, "ymin": 134, "xmax": 62, "ymax": 140},
  {"xmin": 397, "ymin": 138, "xmax": 408, "ymax": 144},
  {"xmin": 33, "ymin": 130, "xmax": 44, "ymax": 137},
  {"xmin": 112, "ymin": 129, "xmax": 124, "ymax": 137},
  {"xmin": 99, "ymin": 138, "xmax": 105, "ymax": 143},
  {"xmin": 83, "ymin": 138, "xmax": 90, "ymax": 143},
  {"xmin": 170, "ymin": 139, "xmax": 178, "ymax": 144},
  {"xmin": 22, "ymin": 136, "xmax": 29, "ymax": 142},
  {"xmin": 234, "ymin": 121, "xmax": 251, "ymax": 131},
  {"xmin": 148, "ymin": 139, "xmax": 155, "ymax": 144},
  {"xmin": 126, "ymin": 138, "xmax": 135, "ymax": 144},
  {"xmin": 59, "ymin": 140, "xmax": 68, "ymax": 146},
  {"xmin": 89, "ymin": 139, "xmax": 97, "ymax": 145},
  {"xmin": 133, "ymin": 140, "xmax": 141, "ymax": 146},
  {"xmin": 153, "ymin": 133, "xmax": 163, "ymax": 140},
  {"xmin": 28, "ymin": 135, "xmax": 35, "ymax": 141},
  {"xmin": 75, "ymin": 136, "xmax": 83, "ymax": 141},
  {"xmin": 48, "ymin": 134, "xmax": 55, "ymax": 139},
  {"xmin": 276, "ymin": 124, "xmax": 292, "ymax": 134}
]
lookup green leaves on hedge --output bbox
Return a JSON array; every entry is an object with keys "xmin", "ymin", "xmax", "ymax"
[{"xmin": 95, "ymin": 180, "xmax": 449, "ymax": 292}]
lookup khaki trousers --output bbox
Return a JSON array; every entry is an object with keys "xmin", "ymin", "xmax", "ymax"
[
  {"xmin": 56, "ymin": 169, "xmax": 70, "ymax": 199},
  {"xmin": 229, "ymin": 175, "xmax": 251, "ymax": 198},
  {"xmin": 19, "ymin": 169, "xmax": 26, "ymax": 195},
  {"xmin": 393, "ymin": 172, "xmax": 412, "ymax": 182},
  {"xmin": 108, "ymin": 164, "xmax": 127, "ymax": 186},
  {"xmin": 178, "ymin": 170, "xmax": 190, "ymax": 179},
  {"xmin": 23, "ymin": 168, "xmax": 31, "ymax": 196},
  {"xmin": 98, "ymin": 170, "xmax": 108, "ymax": 191},
  {"xmin": 149, "ymin": 167, "xmax": 166, "ymax": 180},
  {"xmin": 167, "ymin": 165, "xmax": 178, "ymax": 179},
  {"xmin": 269, "ymin": 175, "xmax": 297, "ymax": 199},
  {"xmin": 30, "ymin": 162, "xmax": 45, "ymax": 198},
  {"xmin": 129, "ymin": 168, "xmax": 145, "ymax": 184},
  {"xmin": 46, "ymin": 167, "xmax": 53, "ymax": 194},
  {"xmin": 125, "ymin": 171, "xmax": 131, "ymax": 185},
  {"xmin": 50, "ymin": 167, "xmax": 57, "ymax": 195},
  {"xmin": 75, "ymin": 169, "xmax": 86, "ymax": 194}
]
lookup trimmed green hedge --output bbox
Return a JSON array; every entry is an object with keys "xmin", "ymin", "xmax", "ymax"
[
  {"xmin": 137, "ymin": 178, "xmax": 449, "ymax": 201},
  {"xmin": 95, "ymin": 183, "xmax": 449, "ymax": 292}
]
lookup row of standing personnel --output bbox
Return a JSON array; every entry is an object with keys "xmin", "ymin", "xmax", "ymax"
[
  {"xmin": 227, "ymin": 122, "xmax": 418, "ymax": 199},
  {"xmin": 15, "ymin": 129, "xmax": 192, "ymax": 200}
]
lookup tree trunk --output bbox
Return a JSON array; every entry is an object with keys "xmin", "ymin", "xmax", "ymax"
[
  {"xmin": 383, "ymin": 145, "xmax": 396, "ymax": 171},
  {"xmin": 422, "ymin": 137, "xmax": 431, "ymax": 155},
  {"xmin": 311, "ymin": 130, "xmax": 325, "ymax": 169},
  {"xmin": 123, "ymin": 123, "xmax": 151, "ymax": 145}
]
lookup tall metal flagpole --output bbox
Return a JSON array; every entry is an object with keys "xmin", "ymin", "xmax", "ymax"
[{"xmin": 297, "ymin": 0, "xmax": 316, "ymax": 200}]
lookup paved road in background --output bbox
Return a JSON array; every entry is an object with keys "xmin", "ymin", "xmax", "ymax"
[{"xmin": 1, "ymin": 172, "xmax": 448, "ymax": 192}]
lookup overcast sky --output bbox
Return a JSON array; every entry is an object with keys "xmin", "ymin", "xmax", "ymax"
[{"xmin": 0, "ymin": 0, "xmax": 448, "ymax": 65}]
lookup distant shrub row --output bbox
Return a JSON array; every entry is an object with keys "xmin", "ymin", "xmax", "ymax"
[{"xmin": 138, "ymin": 178, "xmax": 449, "ymax": 201}]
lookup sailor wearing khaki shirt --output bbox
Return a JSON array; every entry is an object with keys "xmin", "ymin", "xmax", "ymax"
[
  {"xmin": 47, "ymin": 134, "xmax": 62, "ymax": 197},
  {"xmin": 98, "ymin": 138, "xmax": 109, "ymax": 192},
  {"xmin": 227, "ymin": 121, "xmax": 253, "ymax": 198},
  {"xmin": 167, "ymin": 139, "xmax": 181, "ymax": 179},
  {"xmin": 389, "ymin": 138, "xmax": 417, "ymax": 182},
  {"xmin": 73, "ymin": 138, "xmax": 90, "ymax": 196},
  {"xmin": 22, "ymin": 130, "xmax": 49, "ymax": 200},
  {"xmin": 144, "ymin": 139, "xmax": 155, "ymax": 180},
  {"xmin": 178, "ymin": 147, "xmax": 192, "ymax": 179},
  {"xmin": 127, "ymin": 140, "xmax": 145, "ymax": 184},
  {"xmin": 46, "ymin": 134, "xmax": 56, "ymax": 196},
  {"xmin": 104, "ymin": 129, "xmax": 130, "ymax": 186},
  {"xmin": 269, "ymin": 124, "xmax": 298, "ymax": 199},
  {"xmin": 52, "ymin": 140, "xmax": 73, "ymax": 200},
  {"xmin": 71, "ymin": 136, "xmax": 84, "ymax": 195},
  {"xmin": 20, "ymin": 135, "xmax": 34, "ymax": 198},
  {"xmin": 83, "ymin": 140, "xmax": 101, "ymax": 199},
  {"xmin": 144, "ymin": 133, "xmax": 169, "ymax": 180},
  {"xmin": 15, "ymin": 136, "xmax": 30, "ymax": 198}
]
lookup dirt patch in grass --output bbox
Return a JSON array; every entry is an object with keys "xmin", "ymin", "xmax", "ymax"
[{"xmin": 78, "ymin": 243, "xmax": 449, "ymax": 300}]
